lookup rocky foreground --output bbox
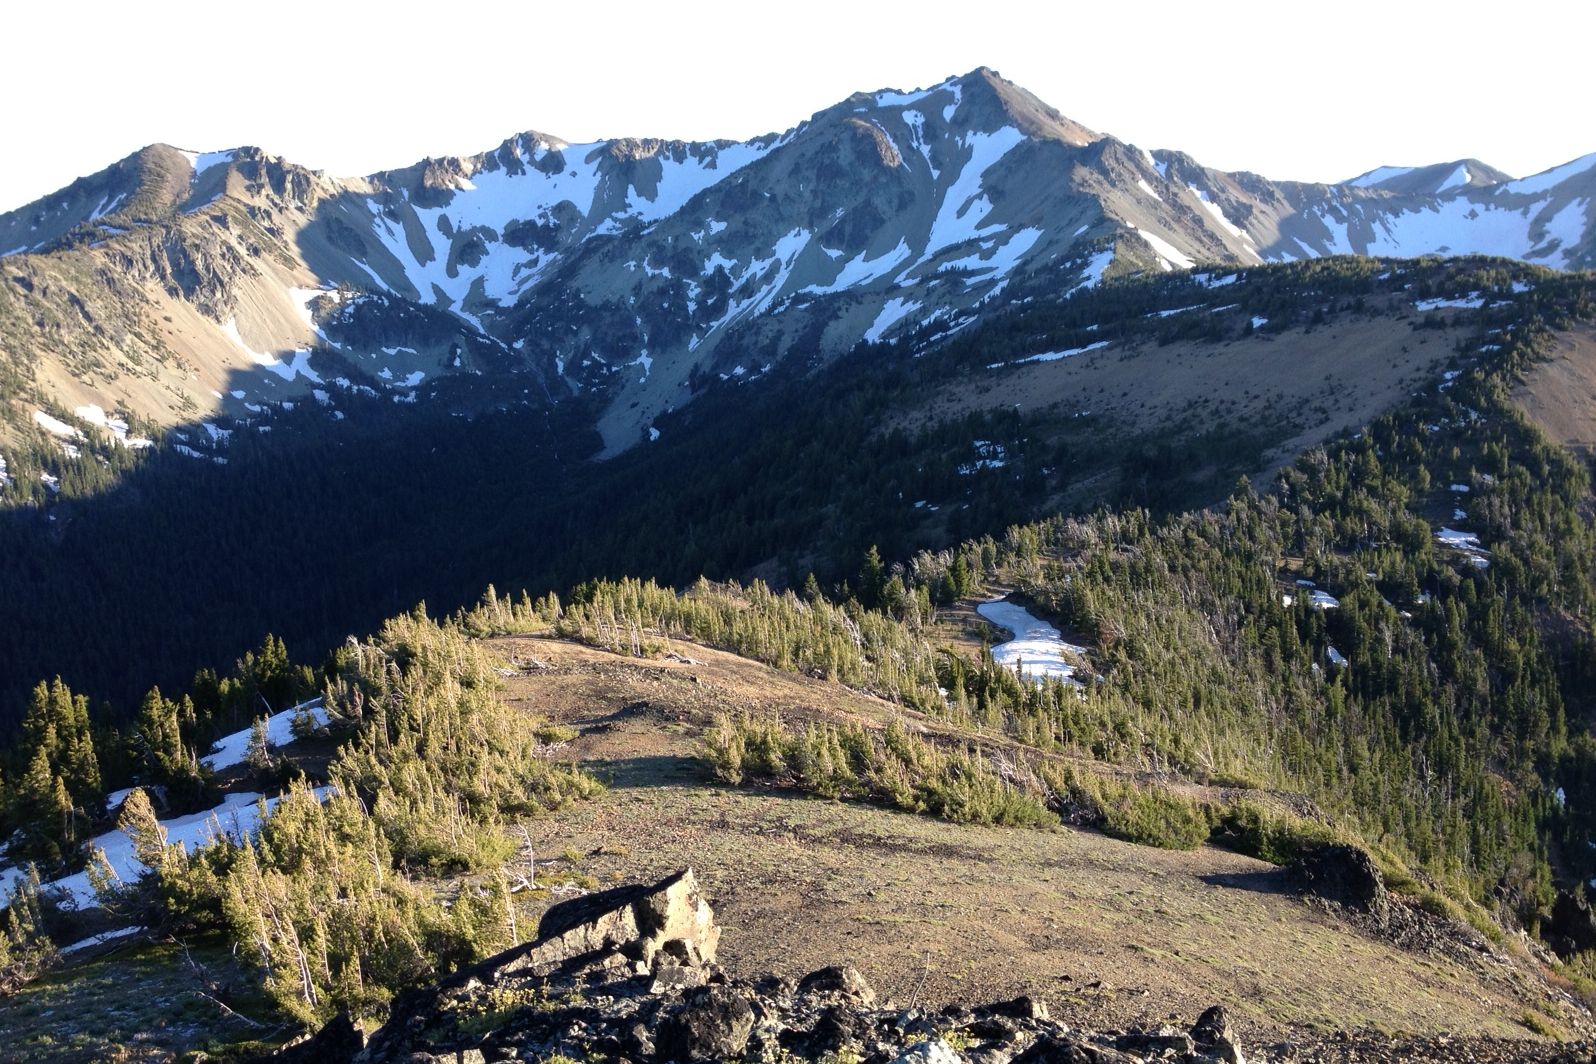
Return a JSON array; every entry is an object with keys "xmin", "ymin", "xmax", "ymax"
[{"xmin": 273, "ymin": 869, "xmax": 1594, "ymax": 1064}]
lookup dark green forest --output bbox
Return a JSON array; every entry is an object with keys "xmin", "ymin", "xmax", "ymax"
[{"xmin": 0, "ymin": 256, "xmax": 1537, "ymax": 730}]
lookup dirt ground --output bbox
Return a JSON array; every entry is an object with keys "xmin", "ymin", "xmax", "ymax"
[
  {"xmin": 1514, "ymin": 326, "xmax": 1596, "ymax": 457},
  {"xmin": 492, "ymin": 635, "xmax": 1591, "ymax": 1045}
]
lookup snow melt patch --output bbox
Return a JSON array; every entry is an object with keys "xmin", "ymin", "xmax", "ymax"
[
  {"xmin": 993, "ymin": 340, "xmax": 1111, "ymax": 368},
  {"xmin": 1435, "ymin": 527, "xmax": 1483, "ymax": 550},
  {"xmin": 1345, "ymin": 165, "xmax": 1416, "ymax": 189},
  {"xmin": 1132, "ymin": 227, "xmax": 1196, "ymax": 271},
  {"xmin": 181, "ymin": 149, "xmax": 236, "ymax": 179},
  {"xmin": 221, "ymin": 317, "xmax": 322, "ymax": 384},
  {"xmin": 201, "ymin": 699, "xmax": 331, "ymax": 772},
  {"xmin": 33, "ymin": 411, "xmax": 83, "ymax": 439},
  {"xmin": 0, "ymin": 788, "xmax": 330, "ymax": 909},
  {"xmin": 977, "ymin": 599, "xmax": 1087, "ymax": 686},
  {"xmin": 803, "ymin": 238, "xmax": 912, "ymax": 294},
  {"xmin": 1506, "ymin": 152, "xmax": 1596, "ymax": 196},
  {"xmin": 1069, "ymin": 249, "xmax": 1115, "ymax": 293},
  {"xmin": 864, "ymin": 296, "xmax": 922, "ymax": 343},
  {"xmin": 1415, "ymin": 294, "xmax": 1485, "ymax": 311},
  {"xmin": 920, "ymin": 126, "xmax": 1027, "ymax": 261},
  {"xmin": 60, "ymin": 926, "xmax": 142, "ymax": 955}
]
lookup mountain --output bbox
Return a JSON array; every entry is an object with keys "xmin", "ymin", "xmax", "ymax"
[
  {"xmin": 2, "ymin": 67, "xmax": 1593, "ymax": 459},
  {"xmin": 4, "ymin": 67, "xmax": 1596, "ymax": 1062}
]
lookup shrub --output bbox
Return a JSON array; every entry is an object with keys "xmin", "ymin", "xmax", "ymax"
[
  {"xmin": 1208, "ymin": 799, "xmax": 1339, "ymax": 865},
  {"xmin": 703, "ymin": 714, "xmax": 1057, "ymax": 829}
]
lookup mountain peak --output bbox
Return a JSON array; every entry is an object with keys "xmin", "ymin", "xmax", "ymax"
[
  {"xmin": 845, "ymin": 67, "xmax": 1099, "ymax": 148},
  {"xmin": 1342, "ymin": 158, "xmax": 1513, "ymax": 195},
  {"xmin": 950, "ymin": 67, "xmax": 1099, "ymax": 145}
]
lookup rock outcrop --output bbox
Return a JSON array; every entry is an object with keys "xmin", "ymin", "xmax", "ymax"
[
  {"xmin": 1289, "ymin": 844, "xmax": 1388, "ymax": 917},
  {"xmin": 315, "ymin": 868, "xmax": 1267, "ymax": 1064},
  {"xmin": 1547, "ymin": 890, "xmax": 1596, "ymax": 959},
  {"xmin": 273, "ymin": 868, "xmax": 1590, "ymax": 1064}
]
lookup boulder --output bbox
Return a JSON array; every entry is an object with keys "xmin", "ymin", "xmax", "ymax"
[
  {"xmin": 496, "ymin": 867, "xmax": 719, "ymax": 979},
  {"xmin": 1547, "ymin": 890, "xmax": 1596, "ymax": 958},
  {"xmin": 1114, "ymin": 1027, "xmax": 1194, "ymax": 1055},
  {"xmin": 271, "ymin": 1012, "xmax": 364, "ymax": 1062},
  {"xmin": 894, "ymin": 1040, "xmax": 964, "ymax": 1063},
  {"xmin": 1191, "ymin": 1005, "xmax": 1246, "ymax": 1064},
  {"xmin": 795, "ymin": 964, "xmax": 876, "ymax": 1006},
  {"xmin": 1012, "ymin": 1035, "xmax": 1141, "ymax": 1062},
  {"xmin": 655, "ymin": 985, "xmax": 754, "ymax": 1061},
  {"xmin": 1289, "ymin": 844, "xmax": 1388, "ymax": 916}
]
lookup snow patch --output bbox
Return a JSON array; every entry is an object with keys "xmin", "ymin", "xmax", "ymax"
[
  {"xmin": 864, "ymin": 297, "xmax": 922, "ymax": 343},
  {"xmin": 33, "ymin": 411, "xmax": 83, "ymax": 439},
  {"xmin": 977, "ymin": 599, "xmax": 1087, "ymax": 687},
  {"xmin": 993, "ymin": 340, "xmax": 1111, "ymax": 368},
  {"xmin": 201, "ymin": 699, "xmax": 331, "ymax": 772}
]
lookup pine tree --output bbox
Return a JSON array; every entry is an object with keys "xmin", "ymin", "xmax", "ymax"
[
  {"xmin": 244, "ymin": 717, "xmax": 274, "ymax": 774},
  {"xmin": 134, "ymin": 687, "xmax": 186, "ymax": 782},
  {"xmin": 118, "ymin": 787, "xmax": 170, "ymax": 871}
]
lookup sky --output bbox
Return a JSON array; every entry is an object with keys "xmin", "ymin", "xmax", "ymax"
[{"xmin": 4, "ymin": 0, "xmax": 1592, "ymax": 213}]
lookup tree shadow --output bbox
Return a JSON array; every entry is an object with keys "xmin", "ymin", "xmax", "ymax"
[{"xmin": 1199, "ymin": 867, "xmax": 1295, "ymax": 896}]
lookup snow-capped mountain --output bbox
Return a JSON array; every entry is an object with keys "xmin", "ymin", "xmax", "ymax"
[{"xmin": 2, "ymin": 67, "xmax": 1592, "ymax": 454}]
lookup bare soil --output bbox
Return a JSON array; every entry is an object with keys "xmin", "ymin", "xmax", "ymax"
[{"xmin": 1513, "ymin": 326, "xmax": 1596, "ymax": 456}]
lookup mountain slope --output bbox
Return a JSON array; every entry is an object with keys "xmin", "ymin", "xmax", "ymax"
[{"xmin": 2, "ymin": 67, "xmax": 1593, "ymax": 459}]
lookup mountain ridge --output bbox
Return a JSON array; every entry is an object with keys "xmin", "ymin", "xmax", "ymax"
[{"xmin": 1, "ymin": 66, "xmax": 1593, "ymax": 460}]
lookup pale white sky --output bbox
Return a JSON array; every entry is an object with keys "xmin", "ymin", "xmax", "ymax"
[{"xmin": 5, "ymin": 0, "xmax": 1591, "ymax": 213}]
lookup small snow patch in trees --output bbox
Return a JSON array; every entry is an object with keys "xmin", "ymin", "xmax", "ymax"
[
  {"xmin": 649, "ymin": 426, "xmax": 661, "ymax": 442},
  {"xmin": 991, "ymin": 340, "xmax": 1110, "ymax": 368},
  {"xmin": 60, "ymin": 926, "xmax": 142, "ymax": 955},
  {"xmin": 958, "ymin": 440, "xmax": 1008, "ymax": 474},
  {"xmin": 201, "ymin": 699, "xmax": 331, "ymax": 772},
  {"xmin": 1414, "ymin": 294, "xmax": 1485, "ymax": 311},
  {"xmin": 1327, "ymin": 646, "xmax": 1348, "ymax": 668},
  {"xmin": 977, "ymin": 599, "xmax": 1087, "ymax": 687},
  {"xmin": 1250, "ymin": 316, "xmax": 1269, "ymax": 330},
  {"xmin": 1435, "ymin": 527, "xmax": 1483, "ymax": 550},
  {"xmin": 1309, "ymin": 591, "xmax": 1339, "ymax": 609}
]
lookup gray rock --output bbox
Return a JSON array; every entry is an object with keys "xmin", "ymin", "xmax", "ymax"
[
  {"xmin": 655, "ymin": 985, "xmax": 754, "ymax": 1061},
  {"xmin": 895, "ymin": 1039, "xmax": 965, "ymax": 1063},
  {"xmin": 796, "ymin": 964, "xmax": 876, "ymax": 1006},
  {"xmin": 1290, "ymin": 844, "xmax": 1388, "ymax": 916},
  {"xmin": 495, "ymin": 867, "xmax": 720, "ymax": 979}
]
